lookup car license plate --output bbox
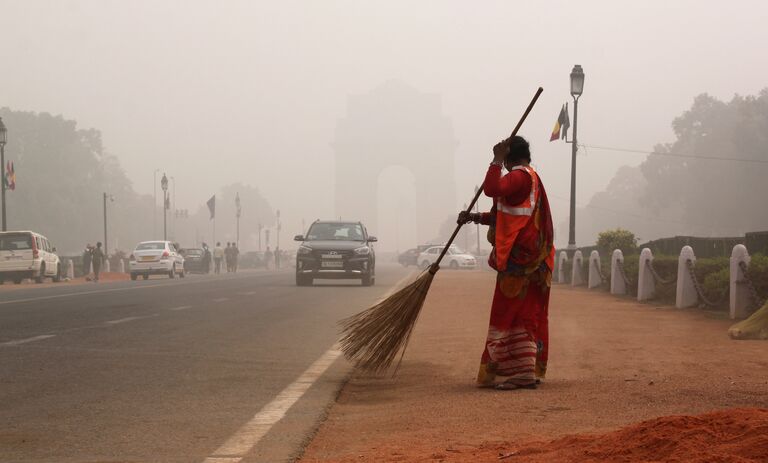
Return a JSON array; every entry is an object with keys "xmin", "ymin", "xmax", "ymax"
[
  {"xmin": 321, "ymin": 254, "xmax": 342, "ymax": 259},
  {"xmin": 141, "ymin": 256, "xmax": 155, "ymax": 261},
  {"xmin": 321, "ymin": 261, "xmax": 344, "ymax": 268}
]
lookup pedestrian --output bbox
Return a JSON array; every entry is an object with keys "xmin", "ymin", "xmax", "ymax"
[
  {"xmin": 224, "ymin": 242, "xmax": 231, "ymax": 272},
  {"xmin": 82, "ymin": 244, "xmax": 93, "ymax": 278},
  {"xmin": 458, "ymin": 136, "xmax": 554, "ymax": 390},
  {"xmin": 264, "ymin": 246, "xmax": 273, "ymax": 271},
  {"xmin": 214, "ymin": 242, "xmax": 224, "ymax": 274},
  {"xmin": 232, "ymin": 243, "xmax": 239, "ymax": 273},
  {"xmin": 201, "ymin": 242, "xmax": 211, "ymax": 274},
  {"xmin": 91, "ymin": 242, "xmax": 106, "ymax": 283}
]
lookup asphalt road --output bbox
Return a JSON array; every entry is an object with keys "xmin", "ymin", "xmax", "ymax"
[{"xmin": 0, "ymin": 264, "xmax": 413, "ymax": 463}]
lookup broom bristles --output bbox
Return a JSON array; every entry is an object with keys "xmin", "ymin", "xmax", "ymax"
[{"xmin": 339, "ymin": 269, "xmax": 436, "ymax": 373}]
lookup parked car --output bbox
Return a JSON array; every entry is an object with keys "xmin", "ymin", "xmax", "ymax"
[
  {"xmin": 294, "ymin": 220, "xmax": 377, "ymax": 286},
  {"xmin": 398, "ymin": 244, "xmax": 440, "ymax": 267},
  {"xmin": 181, "ymin": 247, "xmax": 209, "ymax": 273},
  {"xmin": 0, "ymin": 231, "xmax": 62, "ymax": 284},
  {"xmin": 417, "ymin": 245, "xmax": 477, "ymax": 270},
  {"xmin": 129, "ymin": 241, "xmax": 185, "ymax": 280}
]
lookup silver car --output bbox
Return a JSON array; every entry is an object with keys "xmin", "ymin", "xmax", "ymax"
[{"xmin": 129, "ymin": 241, "xmax": 185, "ymax": 280}]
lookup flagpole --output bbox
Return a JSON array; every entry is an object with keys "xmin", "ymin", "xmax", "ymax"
[{"xmin": 0, "ymin": 146, "xmax": 6, "ymax": 232}]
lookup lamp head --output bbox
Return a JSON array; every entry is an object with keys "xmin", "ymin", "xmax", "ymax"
[
  {"xmin": 570, "ymin": 64, "xmax": 585, "ymax": 97},
  {"xmin": 161, "ymin": 173, "xmax": 168, "ymax": 191}
]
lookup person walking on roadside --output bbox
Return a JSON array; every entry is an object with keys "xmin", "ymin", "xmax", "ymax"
[
  {"xmin": 224, "ymin": 242, "xmax": 231, "ymax": 272},
  {"xmin": 91, "ymin": 242, "xmax": 106, "ymax": 283},
  {"xmin": 201, "ymin": 242, "xmax": 212, "ymax": 274},
  {"xmin": 82, "ymin": 244, "xmax": 93, "ymax": 278},
  {"xmin": 264, "ymin": 246, "xmax": 273, "ymax": 271},
  {"xmin": 458, "ymin": 136, "xmax": 554, "ymax": 391},
  {"xmin": 213, "ymin": 242, "xmax": 224, "ymax": 274},
  {"xmin": 231, "ymin": 243, "xmax": 239, "ymax": 273}
]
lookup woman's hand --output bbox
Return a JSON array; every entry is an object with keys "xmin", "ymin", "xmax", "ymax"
[
  {"xmin": 457, "ymin": 211, "xmax": 479, "ymax": 224},
  {"xmin": 492, "ymin": 139, "xmax": 510, "ymax": 164}
]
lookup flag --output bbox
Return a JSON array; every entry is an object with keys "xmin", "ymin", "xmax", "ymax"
[
  {"xmin": 561, "ymin": 102, "xmax": 570, "ymax": 140},
  {"xmin": 207, "ymin": 195, "xmax": 216, "ymax": 219},
  {"xmin": 5, "ymin": 161, "xmax": 14, "ymax": 191},
  {"xmin": 550, "ymin": 104, "xmax": 567, "ymax": 141}
]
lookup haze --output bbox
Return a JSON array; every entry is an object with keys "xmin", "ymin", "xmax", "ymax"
[{"xmin": 1, "ymin": 0, "xmax": 767, "ymax": 252}]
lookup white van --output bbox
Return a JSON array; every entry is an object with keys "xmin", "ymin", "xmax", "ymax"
[{"xmin": 0, "ymin": 231, "xmax": 62, "ymax": 284}]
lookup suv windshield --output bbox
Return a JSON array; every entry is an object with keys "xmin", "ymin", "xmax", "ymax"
[
  {"xmin": 136, "ymin": 242, "xmax": 166, "ymax": 250},
  {"xmin": 306, "ymin": 223, "xmax": 365, "ymax": 241},
  {"xmin": 0, "ymin": 233, "xmax": 33, "ymax": 251}
]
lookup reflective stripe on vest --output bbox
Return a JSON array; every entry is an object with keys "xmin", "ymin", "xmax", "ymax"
[{"xmin": 496, "ymin": 166, "xmax": 537, "ymax": 217}]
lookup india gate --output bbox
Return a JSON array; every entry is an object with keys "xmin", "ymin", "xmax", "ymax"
[{"xmin": 333, "ymin": 80, "xmax": 457, "ymax": 248}]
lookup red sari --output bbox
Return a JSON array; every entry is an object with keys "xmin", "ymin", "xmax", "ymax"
[{"xmin": 476, "ymin": 164, "xmax": 554, "ymax": 387}]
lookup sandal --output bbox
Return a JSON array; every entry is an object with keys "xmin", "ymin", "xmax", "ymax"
[{"xmin": 494, "ymin": 380, "xmax": 537, "ymax": 391}]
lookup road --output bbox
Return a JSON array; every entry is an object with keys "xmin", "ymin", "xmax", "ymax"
[{"xmin": 0, "ymin": 264, "xmax": 412, "ymax": 463}]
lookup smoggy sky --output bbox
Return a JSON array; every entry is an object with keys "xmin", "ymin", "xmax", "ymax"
[{"xmin": 1, "ymin": 1, "xmax": 766, "ymax": 249}]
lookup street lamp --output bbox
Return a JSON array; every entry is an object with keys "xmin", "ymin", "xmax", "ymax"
[
  {"xmin": 235, "ymin": 193, "xmax": 241, "ymax": 248},
  {"xmin": 0, "ymin": 117, "xmax": 7, "ymax": 231},
  {"xmin": 161, "ymin": 173, "xmax": 168, "ymax": 240},
  {"xmin": 276, "ymin": 209, "xmax": 281, "ymax": 269},
  {"xmin": 567, "ymin": 64, "xmax": 585, "ymax": 251},
  {"xmin": 103, "ymin": 193, "xmax": 114, "ymax": 255}
]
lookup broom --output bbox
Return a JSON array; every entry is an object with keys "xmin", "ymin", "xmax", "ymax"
[{"xmin": 339, "ymin": 87, "xmax": 544, "ymax": 373}]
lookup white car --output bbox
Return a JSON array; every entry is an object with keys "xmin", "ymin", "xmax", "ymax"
[
  {"xmin": 0, "ymin": 231, "xmax": 62, "ymax": 284},
  {"xmin": 129, "ymin": 241, "xmax": 185, "ymax": 280},
  {"xmin": 418, "ymin": 245, "xmax": 477, "ymax": 270}
]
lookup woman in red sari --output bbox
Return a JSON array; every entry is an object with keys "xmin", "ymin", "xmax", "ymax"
[{"xmin": 459, "ymin": 136, "xmax": 555, "ymax": 390}]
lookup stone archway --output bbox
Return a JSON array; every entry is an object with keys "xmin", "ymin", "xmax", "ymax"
[{"xmin": 334, "ymin": 80, "xmax": 457, "ymax": 246}]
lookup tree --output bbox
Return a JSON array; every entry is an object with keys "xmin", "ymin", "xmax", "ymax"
[{"xmin": 596, "ymin": 228, "xmax": 638, "ymax": 256}]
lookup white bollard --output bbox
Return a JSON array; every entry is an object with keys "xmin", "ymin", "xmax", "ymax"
[
  {"xmin": 571, "ymin": 250, "xmax": 584, "ymax": 286},
  {"xmin": 611, "ymin": 249, "xmax": 626, "ymax": 295},
  {"xmin": 637, "ymin": 248, "xmax": 655, "ymax": 302},
  {"xmin": 105, "ymin": 259, "xmax": 111, "ymax": 273},
  {"xmin": 557, "ymin": 251, "xmax": 568, "ymax": 284},
  {"xmin": 588, "ymin": 250, "xmax": 602, "ymax": 289},
  {"xmin": 118, "ymin": 258, "xmax": 126, "ymax": 273},
  {"xmin": 66, "ymin": 259, "xmax": 75, "ymax": 279},
  {"xmin": 89, "ymin": 261, "xmax": 94, "ymax": 275},
  {"xmin": 730, "ymin": 244, "xmax": 751, "ymax": 319},
  {"xmin": 676, "ymin": 246, "xmax": 698, "ymax": 308}
]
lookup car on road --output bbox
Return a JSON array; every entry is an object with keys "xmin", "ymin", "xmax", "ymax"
[
  {"xmin": 398, "ymin": 244, "xmax": 441, "ymax": 267},
  {"xmin": 294, "ymin": 220, "xmax": 377, "ymax": 286},
  {"xmin": 417, "ymin": 244, "xmax": 477, "ymax": 270},
  {"xmin": 181, "ymin": 247, "xmax": 209, "ymax": 273},
  {"xmin": 129, "ymin": 241, "xmax": 185, "ymax": 280},
  {"xmin": 0, "ymin": 231, "xmax": 62, "ymax": 284}
]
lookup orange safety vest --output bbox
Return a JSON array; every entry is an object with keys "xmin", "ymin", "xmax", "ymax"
[{"xmin": 494, "ymin": 165, "xmax": 541, "ymax": 271}]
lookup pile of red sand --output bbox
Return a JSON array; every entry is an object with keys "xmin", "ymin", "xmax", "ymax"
[
  {"xmin": 496, "ymin": 408, "xmax": 768, "ymax": 462},
  {"xmin": 312, "ymin": 408, "xmax": 768, "ymax": 462}
]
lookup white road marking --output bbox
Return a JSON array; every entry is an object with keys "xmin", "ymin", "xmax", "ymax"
[
  {"xmin": 237, "ymin": 291, "xmax": 257, "ymax": 296},
  {"xmin": 104, "ymin": 315, "xmax": 157, "ymax": 325},
  {"xmin": 167, "ymin": 305, "xmax": 193, "ymax": 311},
  {"xmin": 0, "ymin": 273, "xmax": 270, "ymax": 306},
  {"xmin": 212, "ymin": 297, "xmax": 229, "ymax": 302},
  {"xmin": 0, "ymin": 334, "xmax": 56, "ymax": 346},
  {"xmin": 203, "ymin": 347, "xmax": 342, "ymax": 463}
]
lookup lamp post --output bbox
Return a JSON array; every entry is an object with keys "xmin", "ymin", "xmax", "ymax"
[
  {"xmin": 0, "ymin": 117, "xmax": 7, "ymax": 231},
  {"xmin": 258, "ymin": 223, "xmax": 263, "ymax": 251},
  {"xmin": 567, "ymin": 64, "xmax": 585, "ymax": 251},
  {"xmin": 103, "ymin": 192, "xmax": 114, "ymax": 255},
  {"xmin": 161, "ymin": 173, "xmax": 168, "ymax": 240},
  {"xmin": 235, "ymin": 192, "xmax": 241, "ymax": 248},
  {"xmin": 276, "ymin": 209, "xmax": 281, "ymax": 270}
]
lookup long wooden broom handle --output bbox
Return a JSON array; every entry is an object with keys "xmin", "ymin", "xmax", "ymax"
[{"xmin": 432, "ymin": 87, "xmax": 544, "ymax": 271}]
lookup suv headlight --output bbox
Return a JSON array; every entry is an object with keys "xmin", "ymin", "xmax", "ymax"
[
  {"xmin": 298, "ymin": 245, "xmax": 313, "ymax": 255},
  {"xmin": 354, "ymin": 246, "xmax": 370, "ymax": 256}
]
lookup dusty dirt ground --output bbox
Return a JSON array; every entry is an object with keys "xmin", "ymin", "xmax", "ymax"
[{"xmin": 300, "ymin": 270, "xmax": 768, "ymax": 462}]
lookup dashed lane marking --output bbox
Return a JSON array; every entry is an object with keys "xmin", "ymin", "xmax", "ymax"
[
  {"xmin": 212, "ymin": 298, "xmax": 229, "ymax": 302},
  {"xmin": 104, "ymin": 315, "xmax": 157, "ymax": 325},
  {"xmin": 0, "ymin": 334, "xmax": 56, "ymax": 346},
  {"xmin": 202, "ymin": 347, "xmax": 342, "ymax": 463},
  {"xmin": 167, "ymin": 305, "xmax": 193, "ymax": 311}
]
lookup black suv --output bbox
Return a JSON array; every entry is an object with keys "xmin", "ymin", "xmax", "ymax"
[{"xmin": 294, "ymin": 220, "xmax": 377, "ymax": 286}]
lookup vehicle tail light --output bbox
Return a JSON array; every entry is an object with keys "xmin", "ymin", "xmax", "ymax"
[
  {"xmin": 31, "ymin": 237, "xmax": 39, "ymax": 259},
  {"xmin": 162, "ymin": 251, "xmax": 170, "ymax": 258}
]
